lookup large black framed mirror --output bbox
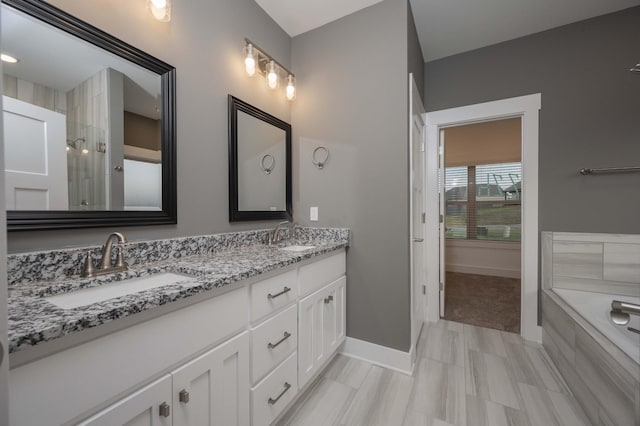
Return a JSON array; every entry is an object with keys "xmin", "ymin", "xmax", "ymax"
[
  {"xmin": 3, "ymin": 0, "xmax": 177, "ymax": 231},
  {"xmin": 228, "ymin": 95, "xmax": 292, "ymax": 222}
]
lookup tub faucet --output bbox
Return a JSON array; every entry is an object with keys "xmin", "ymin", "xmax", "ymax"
[
  {"xmin": 609, "ymin": 299, "xmax": 640, "ymax": 327},
  {"xmin": 81, "ymin": 232, "xmax": 129, "ymax": 277}
]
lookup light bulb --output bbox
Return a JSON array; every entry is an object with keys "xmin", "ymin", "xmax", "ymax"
[
  {"xmin": 286, "ymin": 75, "xmax": 296, "ymax": 100},
  {"xmin": 66, "ymin": 146, "xmax": 70, "ymax": 152},
  {"xmin": 82, "ymin": 148, "xmax": 89, "ymax": 155},
  {"xmin": 266, "ymin": 61, "xmax": 278, "ymax": 89},
  {"xmin": 1, "ymin": 53, "xmax": 19, "ymax": 63},
  {"xmin": 149, "ymin": 0, "xmax": 171, "ymax": 22},
  {"xmin": 244, "ymin": 44, "xmax": 256, "ymax": 77}
]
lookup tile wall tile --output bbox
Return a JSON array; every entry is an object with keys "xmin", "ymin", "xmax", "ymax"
[
  {"xmin": 552, "ymin": 241, "xmax": 603, "ymax": 280},
  {"xmin": 603, "ymin": 243, "xmax": 640, "ymax": 283}
]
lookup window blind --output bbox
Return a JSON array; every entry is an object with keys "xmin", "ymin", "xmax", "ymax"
[{"xmin": 445, "ymin": 162, "xmax": 521, "ymax": 241}]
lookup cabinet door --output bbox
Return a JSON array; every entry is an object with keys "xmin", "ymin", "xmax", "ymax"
[
  {"xmin": 324, "ymin": 276, "xmax": 346, "ymax": 355},
  {"xmin": 172, "ymin": 331, "xmax": 250, "ymax": 426},
  {"xmin": 298, "ymin": 289, "xmax": 325, "ymax": 388},
  {"xmin": 78, "ymin": 375, "xmax": 172, "ymax": 426}
]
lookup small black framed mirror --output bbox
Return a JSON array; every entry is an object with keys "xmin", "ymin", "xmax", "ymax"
[
  {"xmin": 3, "ymin": 0, "xmax": 177, "ymax": 230},
  {"xmin": 228, "ymin": 95, "xmax": 292, "ymax": 222}
]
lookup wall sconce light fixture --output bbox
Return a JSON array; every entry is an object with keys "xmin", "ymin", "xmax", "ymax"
[
  {"xmin": 244, "ymin": 38, "xmax": 296, "ymax": 101},
  {"xmin": 148, "ymin": 0, "xmax": 171, "ymax": 22}
]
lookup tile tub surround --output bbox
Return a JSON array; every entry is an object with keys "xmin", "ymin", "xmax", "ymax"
[
  {"xmin": 542, "ymin": 231, "xmax": 640, "ymax": 297},
  {"xmin": 542, "ymin": 290, "xmax": 639, "ymax": 426},
  {"xmin": 7, "ymin": 228, "xmax": 349, "ymax": 354}
]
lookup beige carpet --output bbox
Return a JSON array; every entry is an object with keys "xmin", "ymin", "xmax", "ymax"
[{"xmin": 443, "ymin": 271, "xmax": 521, "ymax": 333}]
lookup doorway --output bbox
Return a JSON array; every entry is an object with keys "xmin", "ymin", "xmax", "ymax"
[
  {"xmin": 440, "ymin": 118, "xmax": 522, "ymax": 333},
  {"xmin": 425, "ymin": 94, "xmax": 542, "ymax": 343}
]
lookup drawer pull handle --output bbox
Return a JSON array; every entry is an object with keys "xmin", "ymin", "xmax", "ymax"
[
  {"xmin": 179, "ymin": 389, "xmax": 190, "ymax": 404},
  {"xmin": 324, "ymin": 295, "xmax": 334, "ymax": 304},
  {"xmin": 159, "ymin": 402, "xmax": 171, "ymax": 418},
  {"xmin": 268, "ymin": 382, "xmax": 291, "ymax": 405},
  {"xmin": 268, "ymin": 287, "xmax": 291, "ymax": 300},
  {"xmin": 268, "ymin": 331, "xmax": 292, "ymax": 349}
]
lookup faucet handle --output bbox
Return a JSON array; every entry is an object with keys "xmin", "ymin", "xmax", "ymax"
[{"xmin": 81, "ymin": 251, "xmax": 96, "ymax": 278}]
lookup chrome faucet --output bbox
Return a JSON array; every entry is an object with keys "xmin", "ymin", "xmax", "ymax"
[
  {"xmin": 81, "ymin": 232, "xmax": 129, "ymax": 277},
  {"xmin": 267, "ymin": 221, "xmax": 297, "ymax": 245}
]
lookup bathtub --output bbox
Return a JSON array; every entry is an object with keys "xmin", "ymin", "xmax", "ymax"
[{"xmin": 553, "ymin": 288, "xmax": 640, "ymax": 364}]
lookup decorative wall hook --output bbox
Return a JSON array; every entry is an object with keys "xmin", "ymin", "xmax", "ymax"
[
  {"xmin": 261, "ymin": 154, "xmax": 275, "ymax": 174},
  {"xmin": 312, "ymin": 146, "xmax": 329, "ymax": 169}
]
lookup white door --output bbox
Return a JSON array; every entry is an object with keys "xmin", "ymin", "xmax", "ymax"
[
  {"xmin": 0, "ymin": 57, "xmax": 10, "ymax": 426},
  {"xmin": 298, "ymin": 289, "xmax": 325, "ymax": 388},
  {"xmin": 409, "ymin": 74, "xmax": 425, "ymax": 357},
  {"xmin": 438, "ymin": 129, "xmax": 446, "ymax": 316},
  {"xmin": 79, "ymin": 375, "xmax": 172, "ymax": 426},
  {"xmin": 2, "ymin": 96, "xmax": 67, "ymax": 210},
  {"xmin": 323, "ymin": 276, "xmax": 346, "ymax": 355},
  {"xmin": 172, "ymin": 331, "xmax": 250, "ymax": 426}
]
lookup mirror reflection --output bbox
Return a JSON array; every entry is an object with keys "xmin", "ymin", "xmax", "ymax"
[
  {"xmin": 2, "ymin": 4, "xmax": 162, "ymax": 211},
  {"xmin": 228, "ymin": 95, "xmax": 292, "ymax": 222},
  {"xmin": 237, "ymin": 110, "xmax": 286, "ymax": 211}
]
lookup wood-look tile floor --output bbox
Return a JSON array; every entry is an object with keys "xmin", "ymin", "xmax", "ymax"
[{"xmin": 277, "ymin": 321, "xmax": 592, "ymax": 426}]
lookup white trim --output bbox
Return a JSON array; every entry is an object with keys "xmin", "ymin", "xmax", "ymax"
[
  {"xmin": 340, "ymin": 337, "xmax": 414, "ymax": 375},
  {"xmin": 425, "ymin": 94, "xmax": 542, "ymax": 343}
]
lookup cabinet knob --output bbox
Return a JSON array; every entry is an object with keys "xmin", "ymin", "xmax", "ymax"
[
  {"xmin": 324, "ymin": 295, "xmax": 334, "ymax": 304},
  {"xmin": 179, "ymin": 389, "xmax": 190, "ymax": 404},
  {"xmin": 159, "ymin": 402, "xmax": 171, "ymax": 418}
]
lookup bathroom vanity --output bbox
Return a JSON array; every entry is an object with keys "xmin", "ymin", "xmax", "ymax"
[{"xmin": 7, "ymin": 228, "xmax": 348, "ymax": 425}]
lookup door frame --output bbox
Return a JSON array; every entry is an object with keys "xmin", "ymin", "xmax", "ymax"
[
  {"xmin": 408, "ymin": 73, "xmax": 426, "ymax": 364},
  {"xmin": 425, "ymin": 94, "xmax": 542, "ymax": 343},
  {"xmin": 0, "ymin": 16, "xmax": 9, "ymax": 420}
]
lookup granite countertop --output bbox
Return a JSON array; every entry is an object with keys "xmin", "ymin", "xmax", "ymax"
[{"xmin": 8, "ymin": 230, "xmax": 348, "ymax": 355}]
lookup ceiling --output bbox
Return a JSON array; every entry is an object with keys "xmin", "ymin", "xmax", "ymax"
[
  {"xmin": 255, "ymin": 0, "xmax": 640, "ymax": 61},
  {"xmin": 254, "ymin": 0, "xmax": 383, "ymax": 37}
]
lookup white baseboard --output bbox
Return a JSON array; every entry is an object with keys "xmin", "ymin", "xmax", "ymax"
[
  {"xmin": 446, "ymin": 263, "xmax": 520, "ymax": 279},
  {"xmin": 340, "ymin": 337, "xmax": 414, "ymax": 375}
]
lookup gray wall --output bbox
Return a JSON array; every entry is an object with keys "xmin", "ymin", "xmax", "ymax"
[
  {"xmin": 292, "ymin": 0, "xmax": 412, "ymax": 351},
  {"xmin": 407, "ymin": 3, "xmax": 424, "ymax": 100},
  {"xmin": 9, "ymin": 0, "xmax": 292, "ymax": 252},
  {"xmin": 425, "ymin": 6, "xmax": 640, "ymax": 234}
]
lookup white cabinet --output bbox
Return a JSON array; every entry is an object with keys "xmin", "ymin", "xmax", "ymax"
[
  {"xmin": 82, "ymin": 332, "xmax": 250, "ymax": 426},
  {"xmin": 12, "ymin": 249, "xmax": 346, "ymax": 426},
  {"xmin": 10, "ymin": 287, "xmax": 249, "ymax": 426},
  {"xmin": 298, "ymin": 276, "xmax": 347, "ymax": 388},
  {"xmin": 172, "ymin": 332, "xmax": 250, "ymax": 426},
  {"xmin": 323, "ymin": 276, "xmax": 346, "ymax": 356},
  {"xmin": 251, "ymin": 304, "xmax": 297, "ymax": 384},
  {"xmin": 250, "ymin": 269, "xmax": 297, "ymax": 323},
  {"xmin": 251, "ymin": 352, "xmax": 298, "ymax": 426},
  {"xmin": 79, "ymin": 375, "xmax": 172, "ymax": 426}
]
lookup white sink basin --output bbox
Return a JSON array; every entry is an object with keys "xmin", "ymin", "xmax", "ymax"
[
  {"xmin": 46, "ymin": 272, "xmax": 193, "ymax": 309},
  {"xmin": 279, "ymin": 245, "xmax": 315, "ymax": 252}
]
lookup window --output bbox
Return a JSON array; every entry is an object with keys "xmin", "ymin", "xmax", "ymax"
[{"xmin": 445, "ymin": 162, "xmax": 521, "ymax": 241}]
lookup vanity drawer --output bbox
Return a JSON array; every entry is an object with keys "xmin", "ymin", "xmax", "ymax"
[
  {"xmin": 251, "ymin": 352, "xmax": 298, "ymax": 426},
  {"xmin": 251, "ymin": 304, "xmax": 297, "ymax": 384},
  {"xmin": 299, "ymin": 250, "xmax": 345, "ymax": 296},
  {"xmin": 251, "ymin": 269, "xmax": 297, "ymax": 322}
]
